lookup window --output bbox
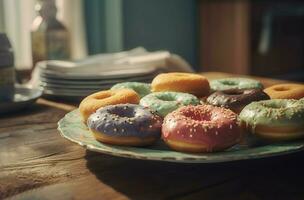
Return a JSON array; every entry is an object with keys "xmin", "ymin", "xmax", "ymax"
[{"xmin": 0, "ymin": 0, "xmax": 87, "ymax": 69}]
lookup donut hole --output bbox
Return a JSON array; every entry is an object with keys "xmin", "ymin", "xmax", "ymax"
[
  {"xmin": 95, "ymin": 93, "xmax": 112, "ymax": 100},
  {"xmin": 157, "ymin": 96, "xmax": 176, "ymax": 102},
  {"xmin": 108, "ymin": 107, "xmax": 135, "ymax": 118},
  {"xmin": 221, "ymin": 80, "xmax": 238, "ymax": 86},
  {"xmin": 223, "ymin": 90, "xmax": 243, "ymax": 95},
  {"xmin": 274, "ymin": 86, "xmax": 290, "ymax": 92},
  {"xmin": 262, "ymin": 103, "xmax": 282, "ymax": 109}
]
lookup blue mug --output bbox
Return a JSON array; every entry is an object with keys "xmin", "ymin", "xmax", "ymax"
[{"xmin": 0, "ymin": 33, "xmax": 15, "ymax": 101}]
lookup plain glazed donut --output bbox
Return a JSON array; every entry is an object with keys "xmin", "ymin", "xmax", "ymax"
[
  {"xmin": 264, "ymin": 83, "xmax": 304, "ymax": 100},
  {"xmin": 151, "ymin": 72, "xmax": 210, "ymax": 97},
  {"xmin": 79, "ymin": 89, "xmax": 140, "ymax": 122},
  {"xmin": 162, "ymin": 105, "xmax": 241, "ymax": 153},
  {"xmin": 88, "ymin": 104, "xmax": 162, "ymax": 146},
  {"xmin": 239, "ymin": 99, "xmax": 304, "ymax": 141},
  {"xmin": 206, "ymin": 89, "xmax": 270, "ymax": 113}
]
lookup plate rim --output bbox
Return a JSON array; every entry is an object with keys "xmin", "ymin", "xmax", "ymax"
[
  {"xmin": 40, "ymin": 67, "xmax": 158, "ymax": 80},
  {"xmin": 0, "ymin": 85, "xmax": 42, "ymax": 114}
]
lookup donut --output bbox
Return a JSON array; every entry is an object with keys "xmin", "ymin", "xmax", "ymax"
[
  {"xmin": 87, "ymin": 104, "xmax": 162, "ymax": 146},
  {"xmin": 210, "ymin": 78, "xmax": 263, "ymax": 92},
  {"xmin": 140, "ymin": 91, "xmax": 200, "ymax": 117},
  {"xmin": 79, "ymin": 89, "xmax": 140, "ymax": 122},
  {"xmin": 111, "ymin": 82, "xmax": 151, "ymax": 98},
  {"xmin": 151, "ymin": 72, "xmax": 210, "ymax": 97},
  {"xmin": 162, "ymin": 105, "xmax": 241, "ymax": 153},
  {"xmin": 206, "ymin": 89, "xmax": 270, "ymax": 113},
  {"xmin": 264, "ymin": 83, "xmax": 304, "ymax": 100},
  {"xmin": 239, "ymin": 99, "xmax": 304, "ymax": 141}
]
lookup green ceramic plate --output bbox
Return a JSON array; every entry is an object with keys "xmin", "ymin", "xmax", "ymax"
[{"xmin": 58, "ymin": 109, "xmax": 304, "ymax": 163}]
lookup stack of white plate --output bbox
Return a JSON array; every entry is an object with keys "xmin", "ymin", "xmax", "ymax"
[
  {"xmin": 30, "ymin": 47, "xmax": 193, "ymax": 101},
  {"xmin": 38, "ymin": 66, "xmax": 159, "ymax": 100}
]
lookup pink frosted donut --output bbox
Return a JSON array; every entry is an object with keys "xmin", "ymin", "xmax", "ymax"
[{"xmin": 162, "ymin": 105, "xmax": 241, "ymax": 153}]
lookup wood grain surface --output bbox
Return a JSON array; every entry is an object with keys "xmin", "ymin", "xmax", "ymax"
[{"xmin": 1, "ymin": 72, "xmax": 303, "ymax": 200}]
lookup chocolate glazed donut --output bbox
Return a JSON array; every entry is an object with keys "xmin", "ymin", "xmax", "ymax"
[{"xmin": 206, "ymin": 89, "xmax": 270, "ymax": 113}]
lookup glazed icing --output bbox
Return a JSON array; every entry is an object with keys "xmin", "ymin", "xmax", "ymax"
[
  {"xmin": 162, "ymin": 105, "xmax": 241, "ymax": 151},
  {"xmin": 239, "ymin": 99, "xmax": 304, "ymax": 127},
  {"xmin": 210, "ymin": 78, "xmax": 263, "ymax": 91},
  {"xmin": 111, "ymin": 82, "xmax": 151, "ymax": 98},
  {"xmin": 88, "ymin": 104, "xmax": 162, "ymax": 138},
  {"xmin": 264, "ymin": 83, "xmax": 304, "ymax": 100},
  {"xmin": 139, "ymin": 91, "xmax": 200, "ymax": 117},
  {"xmin": 151, "ymin": 72, "xmax": 210, "ymax": 97},
  {"xmin": 79, "ymin": 89, "xmax": 140, "ymax": 122},
  {"xmin": 206, "ymin": 89, "xmax": 270, "ymax": 112}
]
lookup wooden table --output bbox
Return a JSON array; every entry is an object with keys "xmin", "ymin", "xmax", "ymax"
[{"xmin": 1, "ymin": 72, "xmax": 304, "ymax": 200}]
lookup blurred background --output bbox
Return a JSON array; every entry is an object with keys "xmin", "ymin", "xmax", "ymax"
[{"xmin": 1, "ymin": 0, "xmax": 304, "ymax": 81}]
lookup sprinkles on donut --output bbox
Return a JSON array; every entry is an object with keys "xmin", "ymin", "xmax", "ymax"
[
  {"xmin": 88, "ymin": 104, "xmax": 162, "ymax": 146},
  {"xmin": 239, "ymin": 99, "xmax": 304, "ymax": 141},
  {"xmin": 111, "ymin": 82, "xmax": 151, "ymax": 98},
  {"xmin": 210, "ymin": 78, "xmax": 263, "ymax": 92},
  {"xmin": 162, "ymin": 105, "xmax": 242, "ymax": 153},
  {"xmin": 78, "ymin": 73, "xmax": 304, "ymax": 152},
  {"xmin": 140, "ymin": 91, "xmax": 200, "ymax": 117}
]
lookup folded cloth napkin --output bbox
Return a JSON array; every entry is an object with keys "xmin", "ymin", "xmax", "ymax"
[{"xmin": 29, "ymin": 47, "xmax": 193, "ymax": 88}]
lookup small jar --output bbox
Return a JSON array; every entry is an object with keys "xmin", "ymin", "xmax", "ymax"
[{"xmin": 0, "ymin": 33, "xmax": 15, "ymax": 101}]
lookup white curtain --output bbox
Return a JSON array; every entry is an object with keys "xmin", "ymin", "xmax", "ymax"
[
  {"xmin": 1, "ymin": 0, "xmax": 87, "ymax": 69},
  {"xmin": 3, "ymin": 0, "xmax": 36, "ymax": 69}
]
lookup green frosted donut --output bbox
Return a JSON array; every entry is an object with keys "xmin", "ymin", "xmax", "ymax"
[
  {"xmin": 111, "ymin": 82, "xmax": 151, "ymax": 98},
  {"xmin": 210, "ymin": 78, "xmax": 263, "ymax": 92},
  {"xmin": 140, "ymin": 92, "xmax": 200, "ymax": 117},
  {"xmin": 239, "ymin": 99, "xmax": 304, "ymax": 140}
]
